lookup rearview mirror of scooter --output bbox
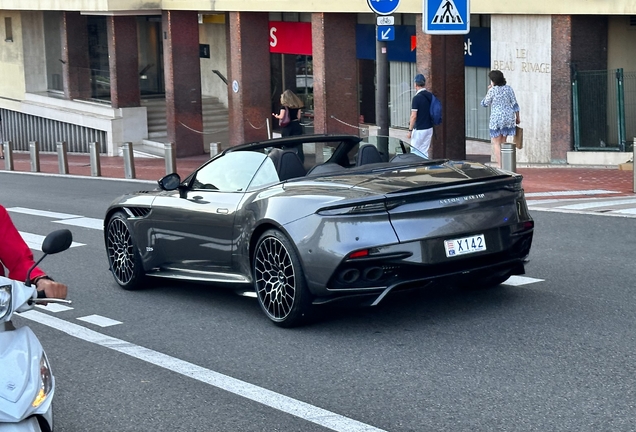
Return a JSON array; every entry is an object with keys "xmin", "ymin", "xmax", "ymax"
[
  {"xmin": 41, "ymin": 229, "xmax": 73, "ymax": 255},
  {"xmin": 25, "ymin": 229, "xmax": 73, "ymax": 287}
]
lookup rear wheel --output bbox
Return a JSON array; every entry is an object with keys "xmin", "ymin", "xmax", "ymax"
[
  {"xmin": 253, "ymin": 229, "xmax": 312, "ymax": 327},
  {"xmin": 106, "ymin": 211, "xmax": 146, "ymax": 290}
]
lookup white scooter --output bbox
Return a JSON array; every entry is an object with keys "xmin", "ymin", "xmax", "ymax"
[{"xmin": 0, "ymin": 229, "xmax": 73, "ymax": 432}]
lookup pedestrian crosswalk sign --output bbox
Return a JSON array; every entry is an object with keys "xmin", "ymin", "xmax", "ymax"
[{"xmin": 424, "ymin": 0, "xmax": 470, "ymax": 35}]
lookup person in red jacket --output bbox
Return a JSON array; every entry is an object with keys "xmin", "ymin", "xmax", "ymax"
[{"xmin": 0, "ymin": 205, "xmax": 67, "ymax": 298}]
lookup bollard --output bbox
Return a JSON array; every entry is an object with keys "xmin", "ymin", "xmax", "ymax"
[
  {"xmin": 29, "ymin": 141, "xmax": 40, "ymax": 172},
  {"xmin": 3, "ymin": 141, "xmax": 13, "ymax": 171},
  {"xmin": 122, "ymin": 142, "xmax": 136, "ymax": 179},
  {"xmin": 56, "ymin": 141, "xmax": 69, "ymax": 174},
  {"xmin": 500, "ymin": 143, "xmax": 517, "ymax": 173},
  {"xmin": 165, "ymin": 142, "xmax": 176, "ymax": 175},
  {"xmin": 89, "ymin": 141, "xmax": 101, "ymax": 177},
  {"xmin": 209, "ymin": 142, "xmax": 221, "ymax": 158}
]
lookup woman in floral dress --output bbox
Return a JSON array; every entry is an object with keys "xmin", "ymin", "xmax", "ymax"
[{"xmin": 481, "ymin": 70, "xmax": 520, "ymax": 168}]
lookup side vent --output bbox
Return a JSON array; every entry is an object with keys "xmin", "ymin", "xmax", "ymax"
[{"xmin": 124, "ymin": 207, "xmax": 151, "ymax": 218}]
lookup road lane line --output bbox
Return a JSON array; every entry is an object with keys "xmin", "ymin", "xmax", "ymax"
[
  {"xmin": 502, "ymin": 276, "xmax": 544, "ymax": 286},
  {"xmin": 76, "ymin": 314, "xmax": 123, "ymax": 327},
  {"xmin": 54, "ymin": 217, "xmax": 103, "ymax": 230},
  {"xmin": 19, "ymin": 310, "xmax": 386, "ymax": 432},
  {"xmin": 7, "ymin": 207, "xmax": 83, "ymax": 219},
  {"xmin": 19, "ymin": 232, "xmax": 85, "ymax": 251},
  {"xmin": 525, "ymin": 190, "xmax": 619, "ymax": 197}
]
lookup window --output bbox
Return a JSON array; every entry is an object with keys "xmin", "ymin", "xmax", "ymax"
[
  {"xmin": 192, "ymin": 151, "xmax": 269, "ymax": 192},
  {"xmin": 4, "ymin": 17, "xmax": 12, "ymax": 42}
]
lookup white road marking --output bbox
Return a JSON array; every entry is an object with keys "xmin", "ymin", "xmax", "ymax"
[
  {"xmin": 76, "ymin": 314, "xmax": 123, "ymax": 327},
  {"xmin": 54, "ymin": 217, "xmax": 103, "ymax": 230},
  {"xmin": 19, "ymin": 232, "xmax": 85, "ymax": 251},
  {"xmin": 19, "ymin": 310, "xmax": 386, "ymax": 432},
  {"xmin": 613, "ymin": 207, "xmax": 636, "ymax": 215},
  {"xmin": 525, "ymin": 190, "xmax": 619, "ymax": 198},
  {"xmin": 7, "ymin": 207, "xmax": 83, "ymax": 219},
  {"xmin": 36, "ymin": 303, "xmax": 73, "ymax": 313},
  {"xmin": 502, "ymin": 275, "xmax": 544, "ymax": 286},
  {"xmin": 557, "ymin": 198, "xmax": 636, "ymax": 210}
]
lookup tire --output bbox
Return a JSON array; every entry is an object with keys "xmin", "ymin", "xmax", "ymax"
[
  {"xmin": 253, "ymin": 229, "xmax": 312, "ymax": 327},
  {"xmin": 105, "ymin": 211, "xmax": 146, "ymax": 290}
]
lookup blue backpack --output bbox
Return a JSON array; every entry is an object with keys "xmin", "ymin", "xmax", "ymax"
[{"xmin": 428, "ymin": 93, "xmax": 443, "ymax": 125}]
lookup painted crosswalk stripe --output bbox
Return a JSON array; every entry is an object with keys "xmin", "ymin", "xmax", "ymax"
[
  {"xmin": 557, "ymin": 198, "xmax": 636, "ymax": 210},
  {"xmin": 77, "ymin": 314, "xmax": 123, "ymax": 327},
  {"xmin": 502, "ymin": 275, "xmax": 544, "ymax": 286},
  {"xmin": 19, "ymin": 231, "xmax": 85, "ymax": 251},
  {"xmin": 7, "ymin": 207, "xmax": 83, "ymax": 219},
  {"xmin": 54, "ymin": 217, "xmax": 103, "ymax": 230},
  {"xmin": 525, "ymin": 190, "xmax": 619, "ymax": 198},
  {"xmin": 36, "ymin": 303, "xmax": 74, "ymax": 313}
]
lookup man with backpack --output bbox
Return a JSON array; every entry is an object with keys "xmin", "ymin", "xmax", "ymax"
[{"xmin": 407, "ymin": 73, "xmax": 442, "ymax": 158}]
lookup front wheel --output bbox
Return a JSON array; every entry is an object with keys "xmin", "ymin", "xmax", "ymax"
[
  {"xmin": 105, "ymin": 211, "xmax": 146, "ymax": 290},
  {"xmin": 253, "ymin": 229, "xmax": 312, "ymax": 327}
]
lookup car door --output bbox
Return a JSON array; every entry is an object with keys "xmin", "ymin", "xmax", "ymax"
[{"xmin": 150, "ymin": 151, "xmax": 268, "ymax": 270}]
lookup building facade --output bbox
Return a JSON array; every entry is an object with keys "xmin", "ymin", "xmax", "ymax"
[{"xmin": 0, "ymin": 1, "xmax": 635, "ymax": 164}]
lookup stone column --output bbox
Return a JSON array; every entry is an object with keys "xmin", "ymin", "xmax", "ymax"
[
  {"xmin": 61, "ymin": 12, "xmax": 90, "ymax": 100},
  {"xmin": 415, "ymin": 15, "xmax": 466, "ymax": 160},
  {"xmin": 107, "ymin": 16, "xmax": 140, "ymax": 109},
  {"xmin": 311, "ymin": 13, "xmax": 359, "ymax": 135},
  {"xmin": 163, "ymin": 11, "xmax": 204, "ymax": 156},
  {"xmin": 226, "ymin": 12, "xmax": 271, "ymax": 146}
]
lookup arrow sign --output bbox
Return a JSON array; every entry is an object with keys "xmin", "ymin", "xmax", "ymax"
[{"xmin": 377, "ymin": 26, "xmax": 395, "ymax": 41}]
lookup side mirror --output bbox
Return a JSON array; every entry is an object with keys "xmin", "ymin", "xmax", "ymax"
[
  {"xmin": 158, "ymin": 173, "xmax": 181, "ymax": 191},
  {"xmin": 41, "ymin": 229, "xmax": 73, "ymax": 255}
]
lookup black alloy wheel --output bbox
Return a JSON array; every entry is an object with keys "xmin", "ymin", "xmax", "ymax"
[
  {"xmin": 106, "ymin": 211, "xmax": 146, "ymax": 290},
  {"xmin": 253, "ymin": 229, "xmax": 311, "ymax": 327}
]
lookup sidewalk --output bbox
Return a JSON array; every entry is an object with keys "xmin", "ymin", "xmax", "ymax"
[{"xmin": 2, "ymin": 151, "xmax": 634, "ymax": 198}]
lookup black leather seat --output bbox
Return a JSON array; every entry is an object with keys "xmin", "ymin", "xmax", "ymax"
[
  {"xmin": 269, "ymin": 148, "xmax": 306, "ymax": 181},
  {"xmin": 356, "ymin": 144, "xmax": 383, "ymax": 166},
  {"xmin": 306, "ymin": 163, "xmax": 347, "ymax": 176}
]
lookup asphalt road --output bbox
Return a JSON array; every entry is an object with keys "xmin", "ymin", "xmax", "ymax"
[{"xmin": 2, "ymin": 171, "xmax": 636, "ymax": 432}]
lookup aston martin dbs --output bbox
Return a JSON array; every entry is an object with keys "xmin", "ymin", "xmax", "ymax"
[{"xmin": 104, "ymin": 134, "xmax": 534, "ymax": 327}]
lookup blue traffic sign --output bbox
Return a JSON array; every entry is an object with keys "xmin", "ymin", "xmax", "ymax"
[
  {"xmin": 367, "ymin": 0, "xmax": 401, "ymax": 16},
  {"xmin": 377, "ymin": 26, "xmax": 395, "ymax": 41},
  {"xmin": 424, "ymin": 0, "xmax": 470, "ymax": 35}
]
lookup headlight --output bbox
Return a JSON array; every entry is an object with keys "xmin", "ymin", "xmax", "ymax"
[
  {"xmin": 0, "ymin": 284, "xmax": 11, "ymax": 320},
  {"xmin": 32, "ymin": 353, "xmax": 53, "ymax": 408}
]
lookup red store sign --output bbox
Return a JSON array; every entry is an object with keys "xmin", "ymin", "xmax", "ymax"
[{"xmin": 269, "ymin": 21, "xmax": 312, "ymax": 55}]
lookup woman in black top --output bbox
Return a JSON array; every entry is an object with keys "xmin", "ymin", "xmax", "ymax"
[{"xmin": 273, "ymin": 89, "xmax": 304, "ymax": 137}]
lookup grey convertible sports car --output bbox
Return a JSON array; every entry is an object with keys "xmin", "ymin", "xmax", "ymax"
[{"xmin": 104, "ymin": 134, "xmax": 534, "ymax": 327}]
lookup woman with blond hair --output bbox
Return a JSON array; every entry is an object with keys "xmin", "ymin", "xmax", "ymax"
[{"xmin": 273, "ymin": 89, "xmax": 304, "ymax": 137}]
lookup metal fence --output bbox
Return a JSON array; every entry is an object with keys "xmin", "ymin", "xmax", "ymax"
[
  {"xmin": 573, "ymin": 68, "xmax": 635, "ymax": 152},
  {"xmin": 0, "ymin": 108, "xmax": 106, "ymax": 153}
]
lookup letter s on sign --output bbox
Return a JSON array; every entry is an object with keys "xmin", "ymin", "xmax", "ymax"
[{"xmin": 270, "ymin": 27, "xmax": 277, "ymax": 47}]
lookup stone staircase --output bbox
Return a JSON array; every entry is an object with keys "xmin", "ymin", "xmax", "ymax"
[{"xmin": 136, "ymin": 96, "xmax": 230, "ymax": 157}]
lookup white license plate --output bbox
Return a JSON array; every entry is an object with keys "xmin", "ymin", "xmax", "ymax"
[{"xmin": 444, "ymin": 234, "xmax": 486, "ymax": 257}]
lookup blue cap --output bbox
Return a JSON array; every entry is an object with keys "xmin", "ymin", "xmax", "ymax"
[{"xmin": 414, "ymin": 74, "xmax": 426, "ymax": 85}]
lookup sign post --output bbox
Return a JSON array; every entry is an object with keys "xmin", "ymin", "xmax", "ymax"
[
  {"xmin": 424, "ymin": 0, "xmax": 470, "ymax": 35},
  {"xmin": 367, "ymin": 0, "xmax": 401, "ymax": 158}
]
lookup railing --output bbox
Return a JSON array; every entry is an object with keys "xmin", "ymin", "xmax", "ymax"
[
  {"xmin": 0, "ymin": 108, "xmax": 106, "ymax": 153},
  {"xmin": 573, "ymin": 68, "xmax": 636, "ymax": 152}
]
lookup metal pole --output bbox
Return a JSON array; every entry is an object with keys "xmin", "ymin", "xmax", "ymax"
[
  {"xmin": 165, "ymin": 142, "xmax": 176, "ymax": 175},
  {"xmin": 3, "ymin": 141, "xmax": 13, "ymax": 171},
  {"xmin": 375, "ymin": 26, "xmax": 389, "ymax": 160},
  {"xmin": 29, "ymin": 140, "xmax": 40, "ymax": 172},
  {"xmin": 56, "ymin": 141, "xmax": 69, "ymax": 174},
  {"xmin": 500, "ymin": 143, "xmax": 517, "ymax": 173},
  {"xmin": 209, "ymin": 142, "xmax": 220, "ymax": 158},
  {"xmin": 89, "ymin": 141, "xmax": 101, "ymax": 177},
  {"xmin": 122, "ymin": 142, "xmax": 136, "ymax": 179}
]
